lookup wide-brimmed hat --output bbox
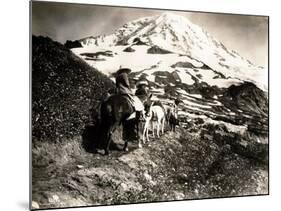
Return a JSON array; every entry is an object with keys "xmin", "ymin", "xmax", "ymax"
[{"xmin": 136, "ymin": 80, "xmax": 148, "ymax": 87}]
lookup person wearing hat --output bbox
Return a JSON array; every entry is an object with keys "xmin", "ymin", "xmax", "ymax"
[
  {"xmin": 135, "ymin": 79, "xmax": 150, "ymax": 102},
  {"xmin": 113, "ymin": 67, "xmax": 144, "ymax": 112},
  {"xmin": 115, "ymin": 68, "xmax": 133, "ymax": 95}
]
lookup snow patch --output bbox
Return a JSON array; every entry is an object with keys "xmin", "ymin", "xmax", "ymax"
[
  {"xmin": 182, "ymin": 99, "xmax": 212, "ymax": 109},
  {"xmin": 176, "ymin": 69, "xmax": 194, "ymax": 85},
  {"xmin": 206, "ymin": 119, "xmax": 247, "ymax": 134}
]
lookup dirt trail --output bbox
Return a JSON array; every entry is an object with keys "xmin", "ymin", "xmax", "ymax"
[{"xmin": 32, "ymin": 127, "xmax": 268, "ymax": 209}]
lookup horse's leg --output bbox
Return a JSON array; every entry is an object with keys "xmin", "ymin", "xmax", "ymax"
[
  {"xmin": 123, "ymin": 124, "xmax": 129, "ymax": 151},
  {"xmin": 161, "ymin": 117, "xmax": 165, "ymax": 135},
  {"xmin": 140, "ymin": 120, "xmax": 146, "ymax": 147},
  {"xmin": 104, "ymin": 128, "xmax": 111, "ymax": 155},
  {"xmin": 158, "ymin": 121, "xmax": 161, "ymax": 137},
  {"xmin": 169, "ymin": 120, "xmax": 172, "ymax": 131},
  {"xmin": 157, "ymin": 119, "xmax": 160, "ymax": 138},
  {"xmin": 94, "ymin": 120, "xmax": 107, "ymax": 153},
  {"xmin": 133, "ymin": 113, "xmax": 142, "ymax": 148},
  {"xmin": 171, "ymin": 117, "xmax": 175, "ymax": 132},
  {"xmin": 137, "ymin": 121, "xmax": 143, "ymax": 148},
  {"xmin": 136, "ymin": 120, "xmax": 142, "ymax": 148},
  {"xmin": 123, "ymin": 120, "xmax": 137, "ymax": 152},
  {"xmin": 142, "ymin": 126, "xmax": 146, "ymax": 144},
  {"xmin": 146, "ymin": 122, "xmax": 150, "ymax": 142},
  {"xmin": 144, "ymin": 117, "xmax": 151, "ymax": 141},
  {"xmin": 104, "ymin": 121, "xmax": 118, "ymax": 155},
  {"xmin": 123, "ymin": 140, "xmax": 129, "ymax": 151},
  {"xmin": 159, "ymin": 116, "xmax": 163, "ymax": 135},
  {"xmin": 152, "ymin": 120, "xmax": 155, "ymax": 138},
  {"xmin": 143, "ymin": 119, "xmax": 149, "ymax": 143},
  {"xmin": 122, "ymin": 123, "xmax": 129, "ymax": 152}
]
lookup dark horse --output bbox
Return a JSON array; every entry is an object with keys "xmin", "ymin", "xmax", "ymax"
[
  {"xmin": 98, "ymin": 94, "xmax": 143, "ymax": 155},
  {"xmin": 166, "ymin": 107, "xmax": 179, "ymax": 132}
]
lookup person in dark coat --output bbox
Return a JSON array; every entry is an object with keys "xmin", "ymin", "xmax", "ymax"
[
  {"xmin": 114, "ymin": 68, "xmax": 133, "ymax": 95},
  {"xmin": 113, "ymin": 68, "xmax": 144, "ymax": 112},
  {"xmin": 113, "ymin": 68, "xmax": 145, "ymax": 139}
]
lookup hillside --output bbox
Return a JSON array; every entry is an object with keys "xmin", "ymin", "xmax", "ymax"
[
  {"xmin": 32, "ymin": 35, "xmax": 114, "ymax": 142},
  {"xmin": 32, "ymin": 125, "xmax": 268, "ymax": 209}
]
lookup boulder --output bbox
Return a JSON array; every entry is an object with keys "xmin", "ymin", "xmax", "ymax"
[
  {"xmin": 123, "ymin": 46, "xmax": 136, "ymax": 52},
  {"xmin": 147, "ymin": 45, "xmax": 172, "ymax": 54}
]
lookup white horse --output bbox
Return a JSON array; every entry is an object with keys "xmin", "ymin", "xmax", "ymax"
[
  {"xmin": 151, "ymin": 105, "xmax": 166, "ymax": 137},
  {"xmin": 142, "ymin": 103, "xmax": 166, "ymax": 143}
]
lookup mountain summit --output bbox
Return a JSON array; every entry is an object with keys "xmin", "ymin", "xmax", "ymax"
[{"xmin": 74, "ymin": 13, "xmax": 267, "ymax": 90}]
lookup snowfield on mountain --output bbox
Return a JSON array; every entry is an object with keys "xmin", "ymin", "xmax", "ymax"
[{"xmin": 73, "ymin": 12, "xmax": 267, "ymax": 91}]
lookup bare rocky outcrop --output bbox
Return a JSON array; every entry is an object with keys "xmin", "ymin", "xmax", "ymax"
[
  {"xmin": 147, "ymin": 45, "xmax": 173, "ymax": 54},
  {"xmin": 123, "ymin": 46, "xmax": 136, "ymax": 52}
]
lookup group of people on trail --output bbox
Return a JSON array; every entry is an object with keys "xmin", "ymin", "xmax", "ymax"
[
  {"xmin": 97, "ymin": 67, "xmax": 181, "ymax": 155},
  {"xmin": 113, "ymin": 67, "xmax": 149, "ymax": 112},
  {"xmin": 112, "ymin": 67, "xmax": 180, "ymax": 122}
]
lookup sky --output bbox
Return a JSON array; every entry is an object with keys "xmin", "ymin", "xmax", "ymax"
[{"xmin": 32, "ymin": 1, "xmax": 268, "ymax": 67}]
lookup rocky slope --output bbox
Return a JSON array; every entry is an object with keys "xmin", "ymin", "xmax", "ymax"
[
  {"xmin": 32, "ymin": 125, "xmax": 268, "ymax": 209},
  {"xmin": 32, "ymin": 35, "xmax": 114, "ymax": 142}
]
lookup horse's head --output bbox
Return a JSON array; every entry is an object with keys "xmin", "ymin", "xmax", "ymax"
[{"xmin": 142, "ymin": 93, "xmax": 154, "ymax": 118}]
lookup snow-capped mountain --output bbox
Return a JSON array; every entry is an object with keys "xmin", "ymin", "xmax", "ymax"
[
  {"xmin": 73, "ymin": 12, "xmax": 267, "ymax": 91},
  {"xmin": 69, "ymin": 13, "xmax": 268, "ymax": 136}
]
